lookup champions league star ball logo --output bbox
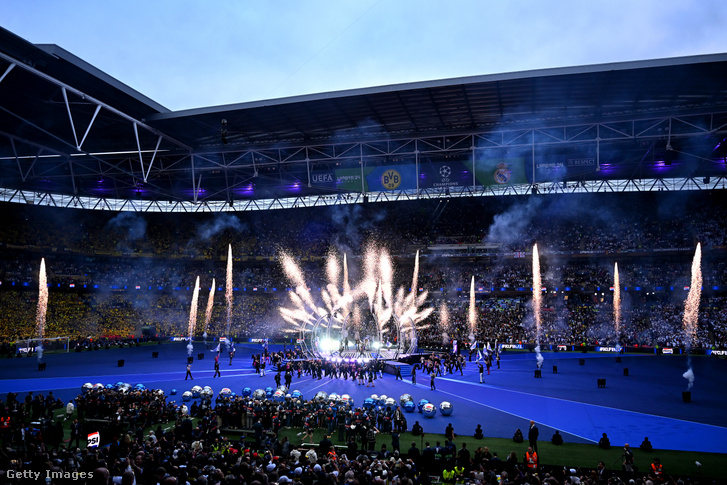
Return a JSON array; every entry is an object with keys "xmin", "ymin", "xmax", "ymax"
[
  {"xmin": 439, "ymin": 165, "xmax": 452, "ymax": 179},
  {"xmin": 494, "ymin": 162, "xmax": 511, "ymax": 184}
]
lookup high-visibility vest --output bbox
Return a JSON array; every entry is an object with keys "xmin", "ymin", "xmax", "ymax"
[
  {"xmin": 442, "ymin": 469, "xmax": 456, "ymax": 484},
  {"xmin": 651, "ymin": 463, "xmax": 663, "ymax": 475},
  {"xmin": 454, "ymin": 466, "xmax": 465, "ymax": 484},
  {"xmin": 0, "ymin": 416, "xmax": 9, "ymax": 429},
  {"xmin": 525, "ymin": 451, "xmax": 538, "ymax": 469}
]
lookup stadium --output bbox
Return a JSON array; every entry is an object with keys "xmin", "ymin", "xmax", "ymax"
[{"xmin": 1, "ymin": 24, "xmax": 726, "ymax": 484}]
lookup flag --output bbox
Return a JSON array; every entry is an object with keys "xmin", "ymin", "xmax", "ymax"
[
  {"xmin": 211, "ymin": 342, "xmax": 221, "ymax": 353},
  {"xmin": 470, "ymin": 340, "xmax": 478, "ymax": 350}
]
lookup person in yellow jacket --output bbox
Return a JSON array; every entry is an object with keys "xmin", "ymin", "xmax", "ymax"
[
  {"xmin": 442, "ymin": 465, "xmax": 457, "ymax": 485},
  {"xmin": 524, "ymin": 446, "xmax": 538, "ymax": 470},
  {"xmin": 454, "ymin": 464, "xmax": 466, "ymax": 484}
]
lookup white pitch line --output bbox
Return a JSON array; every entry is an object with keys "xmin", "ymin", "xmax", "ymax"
[
  {"xmin": 431, "ymin": 379, "xmax": 598, "ymax": 443},
  {"xmin": 437, "ymin": 375, "xmax": 725, "ymax": 429}
]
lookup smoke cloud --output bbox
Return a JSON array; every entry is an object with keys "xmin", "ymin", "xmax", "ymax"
[
  {"xmin": 107, "ymin": 212, "xmax": 147, "ymax": 240},
  {"xmin": 683, "ymin": 367, "xmax": 694, "ymax": 390},
  {"xmin": 196, "ymin": 214, "xmax": 245, "ymax": 240}
]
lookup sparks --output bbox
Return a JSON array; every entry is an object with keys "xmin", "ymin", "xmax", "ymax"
[
  {"xmin": 225, "ymin": 245, "xmax": 233, "ymax": 347},
  {"xmin": 614, "ymin": 263, "xmax": 621, "ymax": 342},
  {"xmin": 204, "ymin": 278, "xmax": 216, "ymax": 335},
  {"xmin": 36, "ymin": 258, "xmax": 48, "ymax": 361}
]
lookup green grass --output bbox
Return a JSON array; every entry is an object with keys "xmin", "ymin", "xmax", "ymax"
[
  {"xmin": 272, "ymin": 428, "xmax": 723, "ymax": 480},
  {"xmin": 45, "ymin": 411, "xmax": 721, "ymax": 480}
]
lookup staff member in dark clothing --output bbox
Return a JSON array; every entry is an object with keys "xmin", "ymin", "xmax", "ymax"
[{"xmin": 528, "ymin": 420, "xmax": 539, "ymax": 452}]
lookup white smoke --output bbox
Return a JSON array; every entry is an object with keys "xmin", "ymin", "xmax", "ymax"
[
  {"xmin": 683, "ymin": 367, "xmax": 695, "ymax": 390},
  {"xmin": 197, "ymin": 214, "xmax": 245, "ymax": 240},
  {"xmin": 107, "ymin": 212, "xmax": 147, "ymax": 240},
  {"xmin": 187, "ymin": 341, "xmax": 194, "ymax": 357},
  {"xmin": 535, "ymin": 345, "xmax": 544, "ymax": 368},
  {"xmin": 486, "ymin": 198, "xmax": 543, "ymax": 247}
]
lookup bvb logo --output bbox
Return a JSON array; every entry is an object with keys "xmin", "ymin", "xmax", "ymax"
[{"xmin": 381, "ymin": 169, "xmax": 401, "ymax": 190}]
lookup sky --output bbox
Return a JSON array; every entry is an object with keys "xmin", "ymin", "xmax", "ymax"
[{"xmin": 2, "ymin": 0, "xmax": 727, "ymax": 112}]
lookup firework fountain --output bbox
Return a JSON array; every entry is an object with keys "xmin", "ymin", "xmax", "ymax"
[
  {"xmin": 36, "ymin": 258, "xmax": 48, "ymax": 361},
  {"xmin": 203, "ymin": 278, "xmax": 215, "ymax": 343},
  {"xmin": 682, "ymin": 243, "xmax": 702, "ymax": 391},
  {"xmin": 225, "ymin": 244, "xmax": 233, "ymax": 352},
  {"xmin": 187, "ymin": 276, "xmax": 201, "ymax": 356},
  {"xmin": 468, "ymin": 276, "xmax": 477, "ymax": 343},
  {"xmin": 614, "ymin": 262, "xmax": 621, "ymax": 347},
  {"xmin": 532, "ymin": 244, "xmax": 544, "ymax": 368},
  {"xmin": 440, "ymin": 301, "xmax": 450, "ymax": 345},
  {"xmin": 280, "ymin": 244, "xmax": 432, "ymax": 358},
  {"xmin": 394, "ymin": 249, "xmax": 432, "ymax": 350}
]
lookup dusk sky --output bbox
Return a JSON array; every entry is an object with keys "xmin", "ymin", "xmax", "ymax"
[{"xmin": 2, "ymin": 1, "xmax": 726, "ymax": 111}]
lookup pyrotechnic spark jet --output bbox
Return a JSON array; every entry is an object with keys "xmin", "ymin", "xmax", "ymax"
[
  {"xmin": 411, "ymin": 250, "xmax": 420, "ymax": 295},
  {"xmin": 36, "ymin": 258, "xmax": 47, "ymax": 361},
  {"xmin": 392, "ymin": 250, "xmax": 432, "ymax": 343},
  {"xmin": 281, "ymin": 251, "xmax": 317, "ymax": 311},
  {"xmin": 280, "ymin": 245, "xmax": 434, "ymax": 353},
  {"xmin": 532, "ymin": 244, "xmax": 542, "ymax": 342},
  {"xmin": 440, "ymin": 301, "xmax": 450, "ymax": 344},
  {"xmin": 225, "ymin": 245, "xmax": 233, "ymax": 350},
  {"xmin": 187, "ymin": 276, "xmax": 200, "ymax": 356},
  {"xmin": 532, "ymin": 244, "xmax": 544, "ymax": 367},
  {"xmin": 279, "ymin": 251, "xmax": 326, "ymax": 335},
  {"xmin": 326, "ymin": 250, "xmax": 340, "ymax": 287},
  {"xmin": 203, "ymin": 278, "xmax": 215, "ymax": 340},
  {"xmin": 468, "ymin": 276, "xmax": 477, "ymax": 341},
  {"xmin": 379, "ymin": 248, "xmax": 394, "ymax": 308},
  {"xmin": 614, "ymin": 263, "xmax": 621, "ymax": 343},
  {"xmin": 682, "ymin": 243, "xmax": 702, "ymax": 390},
  {"xmin": 683, "ymin": 243, "xmax": 702, "ymax": 348},
  {"xmin": 362, "ymin": 243, "xmax": 379, "ymax": 310}
]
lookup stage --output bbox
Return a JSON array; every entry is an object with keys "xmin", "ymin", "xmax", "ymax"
[{"xmin": 0, "ymin": 341, "xmax": 725, "ymax": 453}]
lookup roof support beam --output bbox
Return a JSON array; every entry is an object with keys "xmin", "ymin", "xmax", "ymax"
[
  {"xmin": 134, "ymin": 123, "xmax": 163, "ymax": 183},
  {"xmin": 61, "ymin": 87, "xmax": 80, "ymax": 149},
  {"xmin": 78, "ymin": 104, "xmax": 102, "ymax": 151},
  {"xmin": 0, "ymin": 62, "xmax": 15, "ymax": 84},
  {"xmin": 0, "ymin": 51, "xmax": 192, "ymax": 152}
]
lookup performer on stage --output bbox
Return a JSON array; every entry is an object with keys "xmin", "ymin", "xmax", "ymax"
[
  {"xmin": 185, "ymin": 362, "xmax": 193, "ymax": 380},
  {"xmin": 213, "ymin": 354, "xmax": 221, "ymax": 378}
]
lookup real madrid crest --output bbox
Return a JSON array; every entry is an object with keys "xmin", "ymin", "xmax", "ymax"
[{"xmin": 494, "ymin": 162, "xmax": 511, "ymax": 184}]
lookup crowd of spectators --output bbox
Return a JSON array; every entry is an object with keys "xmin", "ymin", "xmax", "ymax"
[
  {"xmin": 0, "ymin": 191, "xmax": 726, "ymax": 350},
  {"xmin": 0, "ymin": 361, "xmax": 697, "ymax": 485}
]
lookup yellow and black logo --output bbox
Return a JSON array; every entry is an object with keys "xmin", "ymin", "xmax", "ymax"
[{"xmin": 381, "ymin": 169, "xmax": 401, "ymax": 190}]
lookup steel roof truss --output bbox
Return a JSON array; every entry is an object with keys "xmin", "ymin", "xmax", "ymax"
[{"xmin": 0, "ymin": 62, "xmax": 15, "ymax": 84}]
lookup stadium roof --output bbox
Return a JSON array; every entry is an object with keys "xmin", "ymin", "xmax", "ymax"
[{"xmin": 1, "ymin": 26, "xmax": 726, "ymax": 211}]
